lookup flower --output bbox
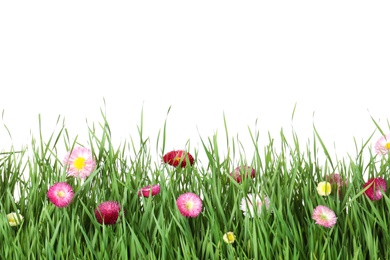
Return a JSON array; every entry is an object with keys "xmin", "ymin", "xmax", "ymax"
[
  {"xmin": 230, "ymin": 166, "xmax": 256, "ymax": 183},
  {"xmin": 363, "ymin": 177, "xmax": 387, "ymax": 201},
  {"xmin": 374, "ymin": 134, "xmax": 390, "ymax": 155},
  {"xmin": 316, "ymin": 181, "xmax": 332, "ymax": 196},
  {"xmin": 240, "ymin": 193, "xmax": 270, "ymax": 217},
  {"xmin": 63, "ymin": 147, "xmax": 96, "ymax": 179},
  {"xmin": 176, "ymin": 192, "xmax": 202, "ymax": 217},
  {"xmin": 138, "ymin": 185, "xmax": 161, "ymax": 197},
  {"xmin": 312, "ymin": 205, "xmax": 337, "ymax": 228},
  {"xmin": 223, "ymin": 232, "xmax": 236, "ymax": 244},
  {"xmin": 163, "ymin": 150, "xmax": 194, "ymax": 168},
  {"xmin": 7, "ymin": 212, "xmax": 23, "ymax": 226},
  {"xmin": 94, "ymin": 201, "xmax": 122, "ymax": 225},
  {"xmin": 47, "ymin": 182, "xmax": 74, "ymax": 208}
]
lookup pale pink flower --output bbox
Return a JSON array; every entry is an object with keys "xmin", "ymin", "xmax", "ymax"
[
  {"xmin": 138, "ymin": 185, "xmax": 161, "ymax": 197},
  {"xmin": 363, "ymin": 177, "xmax": 387, "ymax": 201},
  {"xmin": 240, "ymin": 193, "xmax": 270, "ymax": 217},
  {"xmin": 312, "ymin": 205, "xmax": 337, "ymax": 228},
  {"xmin": 94, "ymin": 201, "xmax": 122, "ymax": 225},
  {"xmin": 47, "ymin": 182, "xmax": 74, "ymax": 208},
  {"xmin": 230, "ymin": 166, "xmax": 255, "ymax": 183},
  {"xmin": 63, "ymin": 147, "xmax": 96, "ymax": 179},
  {"xmin": 176, "ymin": 192, "xmax": 202, "ymax": 218},
  {"xmin": 374, "ymin": 134, "xmax": 390, "ymax": 155}
]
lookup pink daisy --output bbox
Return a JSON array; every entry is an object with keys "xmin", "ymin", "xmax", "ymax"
[
  {"xmin": 312, "ymin": 205, "xmax": 337, "ymax": 228},
  {"xmin": 363, "ymin": 177, "xmax": 387, "ymax": 201},
  {"xmin": 176, "ymin": 192, "xmax": 202, "ymax": 218},
  {"xmin": 230, "ymin": 166, "xmax": 255, "ymax": 183},
  {"xmin": 162, "ymin": 150, "xmax": 195, "ymax": 168},
  {"xmin": 138, "ymin": 185, "xmax": 161, "ymax": 197},
  {"xmin": 47, "ymin": 182, "xmax": 74, "ymax": 208},
  {"xmin": 94, "ymin": 201, "xmax": 122, "ymax": 225},
  {"xmin": 374, "ymin": 134, "xmax": 390, "ymax": 155},
  {"xmin": 240, "ymin": 193, "xmax": 270, "ymax": 217},
  {"xmin": 63, "ymin": 147, "xmax": 96, "ymax": 179}
]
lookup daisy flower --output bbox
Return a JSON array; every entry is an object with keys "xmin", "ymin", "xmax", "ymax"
[
  {"xmin": 47, "ymin": 182, "xmax": 74, "ymax": 208},
  {"xmin": 363, "ymin": 177, "xmax": 387, "ymax": 201},
  {"xmin": 176, "ymin": 192, "xmax": 202, "ymax": 218},
  {"xmin": 240, "ymin": 193, "xmax": 270, "ymax": 217},
  {"xmin": 162, "ymin": 150, "xmax": 194, "ymax": 168},
  {"xmin": 138, "ymin": 184, "xmax": 161, "ymax": 197},
  {"xmin": 223, "ymin": 232, "xmax": 236, "ymax": 244},
  {"xmin": 312, "ymin": 205, "xmax": 337, "ymax": 228},
  {"xmin": 94, "ymin": 201, "xmax": 122, "ymax": 225},
  {"xmin": 7, "ymin": 212, "xmax": 23, "ymax": 226},
  {"xmin": 63, "ymin": 147, "xmax": 96, "ymax": 179},
  {"xmin": 316, "ymin": 181, "xmax": 332, "ymax": 196},
  {"xmin": 374, "ymin": 134, "xmax": 390, "ymax": 155},
  {"xmin": 230, "ymin": 166, "xmax": 256, "ymax": 183}
]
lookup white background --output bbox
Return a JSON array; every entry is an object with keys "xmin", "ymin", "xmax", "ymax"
[{"xmin": 1, "ymin": 1, "xmax": 389, "ymax": 167}]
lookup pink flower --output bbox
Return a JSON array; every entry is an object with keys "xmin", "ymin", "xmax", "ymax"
[
  {"xmin": 63, "ymin": 147, "xmax": 96, "ymax": 179},
  {"xmin": 176, "ymin": 192, "xmax": 202, "ymax": 218},
  {"xmin": 94, "ymin": 201, "xmax": 122, "ymax": 225},
  {"xmin": 312, "ymin": 205, "xmax": 337, "ymax": 228},
  {"xmin": 363, "ymin": 177, "xmax": 387, "ymax": 201},
  {"xmin": 230, "ymin": 166, "xmax": 255, "ymax": 183},
  {"xmin": 162, "ymin": 150, "xmax": 194, "ymax": 168},
  {"xmin": 374, "ymin": 134, "xmax": 390, "ymax": 155},
  {"xmin": 138, "ymin": 185, "xmax": 161, "ymax": 197},
  {"xmin": 47, "ymin": 182, "xmax": 74, "ymax": 208}
]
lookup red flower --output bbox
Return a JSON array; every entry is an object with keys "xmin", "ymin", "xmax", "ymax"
[
  {"xmin": 94, "ymin": 201, "xmax": 122, "ymax": 225},
  {"xmin": 138, "ymin": 185, "xmax": 161, "ymax": 197},
  {"xmin": 163, "ymin": 150, "xmax": 194, "ymax": 168},
  {"xmin": 363, "ymin": 177, "xmax": 387, "ymax": 201},
  {"xmin": 230, "ymin": 166, "xmax": 255, "ymax": 183}
]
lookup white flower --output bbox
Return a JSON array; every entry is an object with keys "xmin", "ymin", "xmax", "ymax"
[{"xmin": 240, "ymin": 193, "xmax": 270, "ymax": 217}]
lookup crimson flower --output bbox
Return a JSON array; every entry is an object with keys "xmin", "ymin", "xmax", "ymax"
[
  {"xmin": 163, "ymin": 150, "xmax": 194, "ymax": 168},
  {"xmin": 94, "ymin": 201, "xmax": 122, "ymax": 225},
  {"xmin": 138, "ymin": 185, "xmax": 161, "ymax": 197},
  {"xmin": 363, "ymin": 177, "xmax": 387, "ymax": 201}
]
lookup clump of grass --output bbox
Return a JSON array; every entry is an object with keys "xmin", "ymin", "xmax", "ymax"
[{"xmin": 1, "ymin": 107, "xmax": 390, "ymax": 259}]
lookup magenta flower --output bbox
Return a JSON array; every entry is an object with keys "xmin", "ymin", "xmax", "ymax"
[
  {"xmin": 47, "ymin": 182, "xmax": 74, "ymax": 208},
  {"xmin": 162, "ymin": 150, "xmax": 195, "ymax": 168},
  {"xmin": 94, "ymin": 201, "xmax": 122, "ymax": 225},
  {"xmin": 312, "ymin": 205, "xmax": 337, "ymax": 228},
  {"xmin": 63, "ymin": 147, "xmax": 96, "ymax": 179},
  {"xmin": 363, "ymin": 177, "xmax": 387, "ymax": 201},
  {"xmin": 374, "ymin": 134, "xmax": 390, "ymax": 155},
  {"xmin": 138, "ymin": 185, "xmax": 161, "ymax": 197},
  {"xmin": 176, "ymin": 192, "xmax": 202, "ymax": 218},
  {"xmin": 230, "ymin": 166, "xmax": 255, "ymax": 183}
]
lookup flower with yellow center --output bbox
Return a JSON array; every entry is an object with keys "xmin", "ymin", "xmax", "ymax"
[
  {"xmin": 63, "ymin": 147, "xmax": 96, "ymax": 179},
  {"xmin": 7, "ymin": 212, "xmax": 23, "ymax": 226},
  {"xmin": 223, "ymin": 232, "xmax": 236, "ymax": 244},
  {"xmin": 374, "ymin": 134, "xmax": 390, "ymax": 156},
  {"xmin": 317, "ymin": 181, "xmax": 332, "ymax": 196}
]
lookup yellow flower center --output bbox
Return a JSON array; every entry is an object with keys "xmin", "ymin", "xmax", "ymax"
[
  {"xmin": 57, "ymin": 190, "xmax": 65, "ymax": 198},
  {"xmin": 385, "ymin": 142, "xmax": 390, "ymax": 150},
  {"xmin": 73, "ymin": 157, "xmax": 86, "ymax": 170},
  {"xmin": 174, "ymin": 156, "xmax": 181, "ymax": 162},
  {"xmin": 321, "ymin": 183, "xmax": 331, "ymax": 194},
  {"xmin": 227, "ymin": 233, "xmax": 235, "ymax": 242},
  {"xmin": 185, "ymin": 201, "xmax": 194, "ymax": 210}
]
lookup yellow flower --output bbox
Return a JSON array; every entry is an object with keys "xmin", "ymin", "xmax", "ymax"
[
  {"xmin": 223, "ymin": 231, "xmax": 236, "ymax": 244},
  {"xmin": 317, "ymin": 181, "xmax": 332, "ymax": 196},
  {"xmin": 7, "ymin": 212, "xmax": 23, "ymax": 226}
]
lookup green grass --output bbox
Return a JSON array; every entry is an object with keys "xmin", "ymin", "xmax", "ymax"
[{"xmin": 1, "ymin": 108, "xmax": 390, "ymax": 259}]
